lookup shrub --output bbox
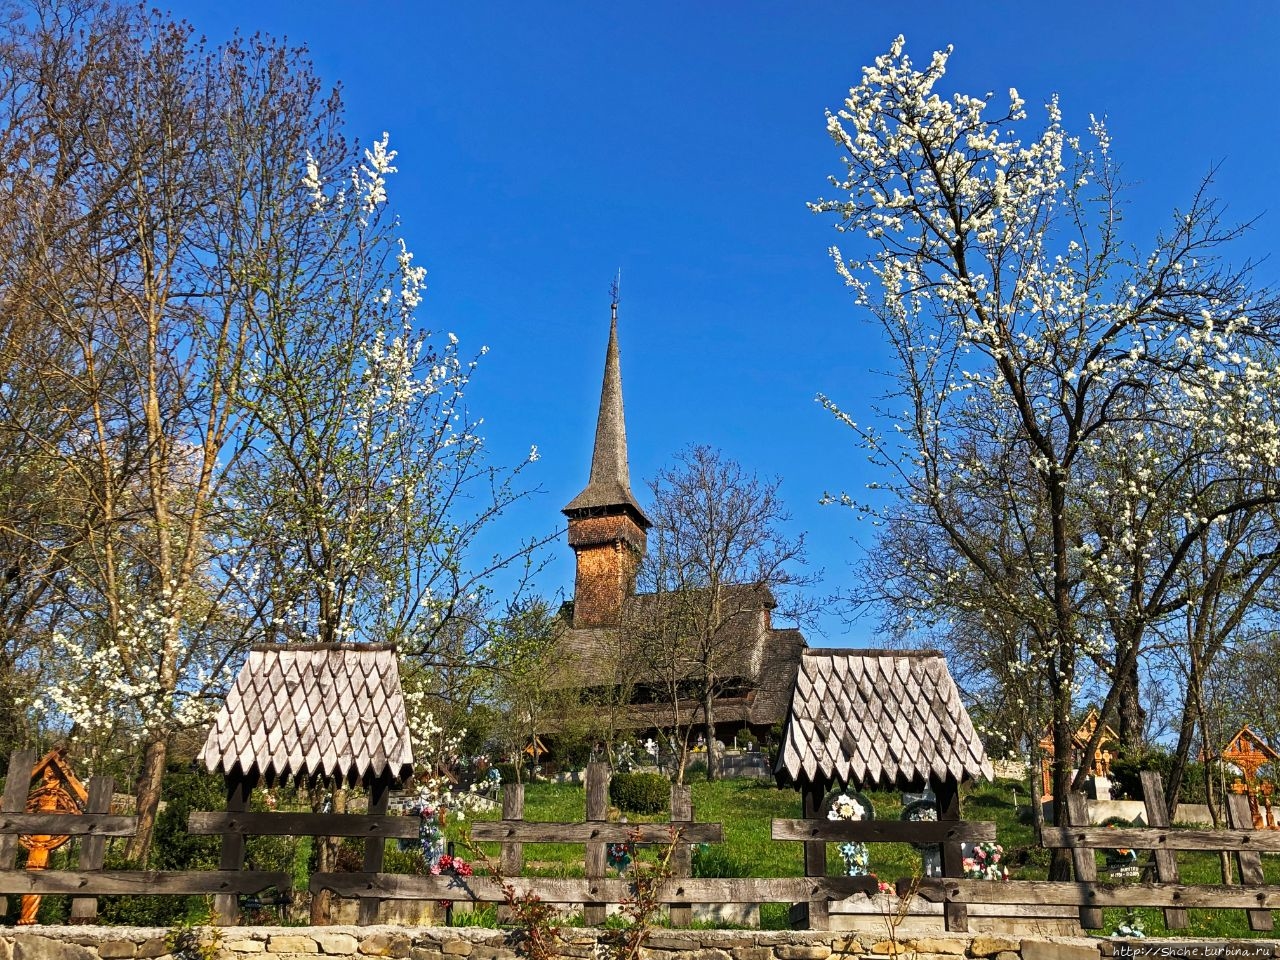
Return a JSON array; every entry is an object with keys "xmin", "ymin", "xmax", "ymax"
[{"xmin": 608, "ymin": 771, "xmax": 669, "ymax": 814}]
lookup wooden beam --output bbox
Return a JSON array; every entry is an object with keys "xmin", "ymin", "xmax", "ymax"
[
  {"xmin": 1141, "ymin": 771, "xmax": 1188, "ymax": 930},
  {"xmin": 583, "ymin": 762, "xmax": 610, "ymax": 925},
  {"xmin": 497, "ymin": 784, "xmax": 524, "ymax": 924},
  {"xmin": 68, "ymin": 775, "xmax": 115, "ymax": 924},
  {"xmin": 914, "ymin": 877, "xmax": 1280, "ymax": 910},
  {"xmin": 0, "ymin": 869, "xmax": 289, "ymax": 896},
  {"xmin": 188, "ymin": 811, "xmax": 420, "ymax": 838},
  {"xmin": 214, "ymin": 774, "xmax": 254, "ymax": 926},
  {"xmin": 801, "ymin": 778, "xmax": 828, "ymax": 931},
  {"xmin": 669, "ymin": 785, "xmax": 692, "ymax": 928},
  {"xmin": 1064, "ymin": 792, "xmax": 1103, "ymax": 930},
  {"xmin": 0, "ymin": 813, "xmax": 137, "ymax": 837},
  {"xmin": 469, "ymin": 822, "xmax": 723, "ymax": 844},
  {"xmin": 0, "ymin": 749, "xmax": 35, "ymax": 916},
  {"xmin": 934, "ymin": 777, "xmax": 967, "ymax": 934},
  {"xmin": 1227, "ymin": 792, "xmax": 1272, "ymax": 932},
  {"xmin": 773, "ymin": 819, "xmax": 995, "ymax": 844},
  {"xmin": 358, "ymin": 773, "xmax": 393, "ymax": 925},
  {"xmin": 310, "ymin": 872, "xmax": 880, "ymax": 904},
  {"xmin": 1039, "ymin": 826, "xmax": 1280, "ymax": 852}
]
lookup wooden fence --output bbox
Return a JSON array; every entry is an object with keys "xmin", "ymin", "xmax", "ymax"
[
  {"xmin": 913, "ymin": 771, "xmax": 1280, "ymax": 932},
  {"xmin": 2, "ymin": 753, "xmax": 1280, "ymax": 934},
  {"xmin": 0, "ymin": 750, "xmax": 289, "ymax": 925}
]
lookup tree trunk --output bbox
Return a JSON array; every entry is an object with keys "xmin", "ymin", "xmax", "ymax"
[
  {"xmin": 1116, "ymin": 652, "xmax": 1146, "ymax": 746},
  {"xmin": 310, "ymin": 786, "xmax": 347, "ymax": 924},
  {"xmin": 704, "ymin": 690, "xmax": 720, "ymax": 781},
  {"xmin": 1049, "ymin": 682, "xmax": 1075, "ymax": 881},
  {"xmin": 125, "ymin": 736, "xmax": 167, "ymax": 864}
]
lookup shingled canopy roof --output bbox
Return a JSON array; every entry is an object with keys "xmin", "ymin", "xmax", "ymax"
[
  {"xmin": 776, "ymin": 648, "xmax": 992, "ymax": 790},
  {"xmin": 200, "ymin": 642, "xmax": 414, "ymax": 785}
]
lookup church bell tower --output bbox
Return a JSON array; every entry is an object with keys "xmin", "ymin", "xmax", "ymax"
[{"xmin": 562, "ymin": 301, "xmax": 650, "ymax": 628}]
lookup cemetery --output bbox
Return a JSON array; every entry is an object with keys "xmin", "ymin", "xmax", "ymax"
[{"xmin": 1, "ymin": 640, "xmax": 1280, "ymax": 960}]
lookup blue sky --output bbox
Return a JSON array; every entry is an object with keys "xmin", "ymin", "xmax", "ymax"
[{"xmin": 165, "ymin": 1, "xmax": 1280, "ymax": 644}]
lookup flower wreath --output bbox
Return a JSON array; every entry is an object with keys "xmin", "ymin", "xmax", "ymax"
[
  {"xmin": 826, "ymin": 790, "xmax": 875, "ymax": 877},
  {"xmin": 606, "ymin": 842, "xmax": 634, "ymax": 872},
  {"xmin": 900, "ymin": 797, "xmax": 940, "ymax": 854}
]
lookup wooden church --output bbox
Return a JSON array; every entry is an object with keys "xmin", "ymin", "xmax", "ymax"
[{"xmin": 549, "ymin": 306, "xmax": 806, "ymax": 749}]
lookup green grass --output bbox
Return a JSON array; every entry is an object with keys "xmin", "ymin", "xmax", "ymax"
[{"xmin": 446, "ymin": 774, "xmax": 1280, "ymax": 937}]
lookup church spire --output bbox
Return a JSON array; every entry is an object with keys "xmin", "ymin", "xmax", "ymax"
[
  {"xmin": 563, "ymin": 290, "xmax": 649, "ymax": 629},
  {"xmin": 563, "ymin": 295, "xmax": 650, "ymax": 526}
]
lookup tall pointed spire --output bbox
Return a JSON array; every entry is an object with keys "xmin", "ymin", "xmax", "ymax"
[
  {"xmin": 563, "ymin": 292, "xmax": 650, "ymax": 628},
  {"xmin": 563, "ymin": 299, "xmax": 650, "ymax": 526}
]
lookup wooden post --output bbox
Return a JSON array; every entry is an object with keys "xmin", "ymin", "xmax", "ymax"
[
  {"xmin": 584, "ymin": 762, "xmax": 609, "ymax": 926},
  {"xmin": 669, "ymin": 784, "xmax": 692, "ymax": 927},
  {"xmin": 1139, "ymin": 771, "xmax": 1188, "ymax": 930},
  {"xmin": 0, "ymin": 749, "xmax": 35, "ymax": 917},
  {"xmin": 1226, "ymin": 791, "xmax": 1271, "ymax": 931},
  {"xmin": 1064, "ymin": 791, "xmax": 1103, "ymax": 930},
  {"xmin": 68, "ymin": 775, "xmax": 115, "ymax": 923},
  {"xmin": 801, "ymin": 777, "xmax": 829, "ymax": 931},
  {"xmin": 357, "ymin": 773, "xmax": 393, "ymax": 925},
  {"xmin": 497, "ymin": 783, "xmax": 525, "ymax": 922},
  {"xmin": 214, "ymin": 774, "xmax": 253, "ymax": 926},
  {"xmin": 934, "ymin": 777, "xmax": 968, "ymax": 933}
]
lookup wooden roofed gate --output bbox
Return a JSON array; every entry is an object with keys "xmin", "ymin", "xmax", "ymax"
[{"xmin": 774, "ymin": 648, "xmax": 994, "ymax": 932}]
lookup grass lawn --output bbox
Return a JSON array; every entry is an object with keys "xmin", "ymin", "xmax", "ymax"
[{"xmin": 448, "ymin": 774, "xmax": 1280, "ymax": 936}]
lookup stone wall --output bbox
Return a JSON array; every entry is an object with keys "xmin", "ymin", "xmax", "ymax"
[{"xmin": 0, "ymin": 926, "xmax": 1185, "ymax": 960}]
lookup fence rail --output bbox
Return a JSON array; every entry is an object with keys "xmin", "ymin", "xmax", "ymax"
[{"xmin": 0, "ymin": 750, "xmax": 1276, "ymax": 934}]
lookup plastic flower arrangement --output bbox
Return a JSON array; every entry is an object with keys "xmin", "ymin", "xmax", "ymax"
[
  {"xmin": 432, "ymin": 853, "xmax": 473, "ymax": 878},
  {"xmin": 606, "ymin": 842, "xmax": 635, "ymax": 872},
  {"xmin": 1111, "ymin": 909, "xmax": 1146, "ymax": 938},
  {"xmin": 410, "ymin": 800, "xmax": 447, "ymax": 866},
  {"xmin": 827, "ymin": 792, "xmax": 873, "ymax": 877},
  {"xmin": 962, "ymin": 841, "xmax": 1008, "ymax": 880}
]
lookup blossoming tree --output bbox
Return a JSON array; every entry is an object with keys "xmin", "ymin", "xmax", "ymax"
[
  {"xmin": 1, "ymin": 2, "xmax": 544, "ymax": 862},
  {"xmin": 815, "ymin": 38, "xmax": 1280, "ymax": 877}
]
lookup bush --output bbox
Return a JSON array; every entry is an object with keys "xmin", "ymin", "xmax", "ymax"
[
  {"xmin": 1109, "ymin": 750, "xmax": 1218, "ymax": 804},
  {"xmin": 608, "ymin": 771, "xmax": 669, "ymax": 814}
]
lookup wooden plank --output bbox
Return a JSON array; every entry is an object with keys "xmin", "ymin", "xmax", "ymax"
[
  {"xmin": 1141, "ymin": 771, "xmax": 1188, "ymax": 930},
  {"xmin": 1064, "ymin": 792, "xmax": 1103, "ymax": 930},
  {"xmin": 0, "ymin": 813, "xmax": 137, "ymax": 837},
  {"xmin": 801, "ymin": 779, "xmax": 828, "ymax": 931},
  {"xmin": 1040, "ymin": 825, "xmax": 1280, "ymax": 852},
  {"xmin": 584, "ymin": 762, "xmax": 608, "ymax": 926},
  {"xmin": 497, "ymin": 784, "xmax": 524, "ymax": 924},
  {"xmin": 773, "ymin": 819, "xmax": 996, "ymax": 844},
  {"xmin": 470, "ymin": 821, "xmax": 724, "ymax": 844},
  {"xmin": 1227, "ymin": 792, "xmax": 1273, "ymax": 931},
  {"xmin": 358, "ymin": 773, "xmax": 393, "ymax": 926},
  {"xmin": 669, "ymin": 785, "xmax": 691, "ymax": 928},
  {"xmin": 0, "ymin": 749, "xmax": 36, "ymax": 916},
  {"xmin": 187, "ymin": 811, "xmax": 420, "ymax": 838},
  {"xmin": 935, "ymin": 778, "xmax": 968, "ymax": 934},
  {"xmin": 311, "ymin": 872, "xmax": 880, "ymax": 903},
  {"xmin": 913, "ymin": 877, "xmax": 1280, "ymax": 910},
  {"xmin": 0, "ymin": 869, "xmax": 290, "ymax": 896},
  {"xmin": 69, "ymin": 776, "xmax": 114, "ymax": 924},
  {"xmin": 214, "ymin": 775, "xmax": 253, "ymax": 926}
]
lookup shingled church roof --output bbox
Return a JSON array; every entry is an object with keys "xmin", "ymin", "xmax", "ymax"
[
  {"xmin": 200, "ymin": 643, "xmax": 414, "ymax": 785},
  {"xmin": 562, "ymin": 311, "xmax": 650, "ymax": 527},
  {"xmin": 776, "ymin": 648, "xmax": 992, "ymax": 789}
]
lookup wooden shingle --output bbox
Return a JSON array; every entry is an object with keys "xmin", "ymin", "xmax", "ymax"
[
  {"xmin": 200, "ymin": 643, "xmax": 414, "ymax": 785},
  {"xmin": 775, "ymin": 648, "xmax": 992, "ymax": 790}
]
